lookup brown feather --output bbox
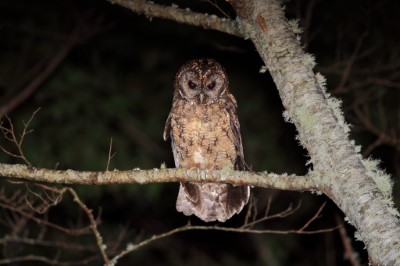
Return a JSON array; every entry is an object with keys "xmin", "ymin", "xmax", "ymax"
[{"xmin": 164, "ymin": 58, "xmax": 250, "ymax": 222}]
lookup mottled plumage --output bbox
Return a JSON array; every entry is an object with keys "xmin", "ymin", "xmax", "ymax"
[{"xmin": 164, "ymin": 58, "xmax": 249, "ymax": 222}]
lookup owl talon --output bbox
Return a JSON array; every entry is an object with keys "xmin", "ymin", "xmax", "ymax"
[
  {"xmin": 203, "ymin": 169, "xmax": 210, "ymax": 181},
  {"xmin": 184, "ymin": 167, "xmax": 197, "ymax": 180}
]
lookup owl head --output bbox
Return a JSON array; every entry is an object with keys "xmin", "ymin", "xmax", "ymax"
[{"xmin": 174, "ymin": 58, "xmax": 229, "ymax": 105}]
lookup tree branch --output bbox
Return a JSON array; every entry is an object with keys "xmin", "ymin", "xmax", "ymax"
[
  {"xmin": 67, "ymin": 188, "xmax": 109, "ymax": 264},
  {"xmin": 0, "ymin": 163, "xmax": 316, "ymax": 191},
  {"xmin": 225, "ymin": 0, "xmax": 400, "ymax": 264},
  {"xmin": 0, "ymin": 254, "xmax": 98, "ymax": 266},
  {"xmin": 0, "ymin": 12, "xmax": 113, "ymax": 119},
  {"xmin": 107, "ymin": 0, "xmax": 242, "ymax": 37},
  {"xmin": 0, "ymin": 38, "xmax": 73, "ymax": 119},
  {"xmin": 109, "ymin": 201, "xmax": 337, "ymax": 265}
]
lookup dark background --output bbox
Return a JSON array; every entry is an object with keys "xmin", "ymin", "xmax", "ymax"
[{"xmin": 0, "ymin": 0, "xmax": 399, "ymax": 265}]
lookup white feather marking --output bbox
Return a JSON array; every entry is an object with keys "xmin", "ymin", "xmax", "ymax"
[{"xmin": 193, "ymin": 147, "xmax": 207, "ymax": 168}]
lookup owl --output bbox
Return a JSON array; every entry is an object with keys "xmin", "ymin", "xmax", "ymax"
[{"xmin": 163, "ymin": 58, "xmax": 250, "ymax": 222}]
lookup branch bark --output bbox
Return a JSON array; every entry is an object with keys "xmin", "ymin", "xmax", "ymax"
[
  {"xmin": 225, "ymin": 0, "xmax": 400, "ymax": 264},
  {"xmin": 0, "ymin": 163, "xmax": 315, "ymax": 191}
]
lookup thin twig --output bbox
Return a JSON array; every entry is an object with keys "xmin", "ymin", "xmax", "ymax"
[
  {"xmin": 109, "ymin": 219, "xmax": 338, "ymax": 265},
  {"xmin": 244, "ymin": 195, "xmax": 256, "ymax": 225},
  {"xmin": 0, "ymin": 12, "xmax": 112, "ymax": 118},
  {"xmin": 333, "ymin": 33, "xmax": 366, "ymax": 94},
  {"xmin": 335, "ymin": 213, "xmax": 361, "ymax": 266},
  {"xmin": 0, "ymin": 33, "xmax": 73, "ymax": 118},
  {"xmin": 0, "ymin": 108, "xmax": 40, "ymax": 166},
  {"xmin": 24, "ymin": 182, "xmax": 64, "ymax": 214},
  {"xmin": 353, "ymin": 105, "xmax": 398, "ymax": 155},
  {"xmin": 204, "ymin": 0, "xmax": 230, "ymax": 18},
  {"xmin": 0, "ymin": 254, "xmax": 99, "ymax": 266},
  {"xmin": 0, "ymin": 201, "xmax": 92, "ymax": 235},
  {"xmin": 242, "ymin": 201, "xmax": 301, "ymax": 229},
  {"xmin": 0, "ymin": 235, "xmax": 97, "ymax": 251},
  {"xmin": 106, "ymin": 137, "xmax": 115, "ymax": 171},
  {"xmin": 298, "ymin": 201, "xmax": 325, "ymax": 231},
  {"xmin": 67, "ymin": 188, "xmax": 109, "ymax": 264}
]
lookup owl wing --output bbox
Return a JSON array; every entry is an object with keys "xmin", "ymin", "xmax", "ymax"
[
  {"xmin": 221, "ymin": 93, "xmax": 250, "ymax": 220},
  {"xmin": 163, "ymin": 113, "xmax": 172, "ymax": 141},
  {"xmin": 163, "ymin": 112, "xmax": 182, "ymax": 168},
  {"xmin": 164, "ymin": 111, "xmax": 202, "ymax": 215},
  {"xmin": 225, "ymin": 93, "xmax": 247, "ymax": 171}
]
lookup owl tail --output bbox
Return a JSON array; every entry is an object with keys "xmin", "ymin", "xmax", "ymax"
[{"xmin": 176, "ymin": 182, "xmax": 250, "ymax": 222}]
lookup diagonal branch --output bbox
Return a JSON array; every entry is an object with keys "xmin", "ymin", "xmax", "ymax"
[
  {"xmin": 0, "ymin": 163, "xmax": 317, "ymax": 191},
  {"xmin": 107, "ymin": 0, "xmax": 242, "ymax": 37},
  {"xmin": 0, "ymin": 12, "xmax": 113, "ymax": 119},
  {"xmin": 0, "ymin": 40, "xmax": 73, "ymax": 119},
  {"xmin": 225, "ymin": 0, "xmax": 400, "ymax": 264},
  {"xmin": 67, "ymin": 188, "xmax": 109, "ymax": 264}
]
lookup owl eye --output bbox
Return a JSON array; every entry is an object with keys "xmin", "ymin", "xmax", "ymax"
[
  {"xmin": 187, "ymin": 80, "xmax": 197, "ymax": 89},
  {"xmin": 207, "ymin": 81, "xmax": 216, "ymax": 90}
]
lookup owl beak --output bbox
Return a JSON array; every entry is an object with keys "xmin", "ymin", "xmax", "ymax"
[{"xmin": 199, "ymin": 93, "xmax": 205, "ymax": 103}]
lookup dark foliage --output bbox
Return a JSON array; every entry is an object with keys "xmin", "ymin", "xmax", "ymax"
[{"xmin": 0, "ymin": 0, "xmax": 399, "ymax": 265}]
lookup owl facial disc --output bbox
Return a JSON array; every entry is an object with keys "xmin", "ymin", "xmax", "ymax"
[{"xmin": 174, "ymin": 58, "xmax": 229, "ymax": 105}]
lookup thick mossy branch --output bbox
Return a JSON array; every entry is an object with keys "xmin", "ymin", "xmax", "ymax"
[
  {"xmin": 226, "ymin": 0, "xmax": 400, "ymax": 264},
  {"xmin": 107, "ymin": 0, "xmax": 242, "ymax": 37},
  {"xmin": 0, "ymin": 163, "xmax": 316, "ymax": 191}
]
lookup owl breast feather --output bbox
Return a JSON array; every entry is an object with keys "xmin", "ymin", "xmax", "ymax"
[{"xmin": 171, "ymin": 102, "xmax": 236, "ymax": 171}]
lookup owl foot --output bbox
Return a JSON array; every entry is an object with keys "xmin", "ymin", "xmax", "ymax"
[
  {"xmin": 184, "ymin": 167, "xmax": 198, "ymax": 181},
  {"xmin": 184, "ymin": 168, "xmax": 211, "ymax": 182}
]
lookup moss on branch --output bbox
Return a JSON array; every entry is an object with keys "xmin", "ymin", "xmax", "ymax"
[{"xmin": 0, "ymin": 163, "xmax": 316, "ymax": 191}]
